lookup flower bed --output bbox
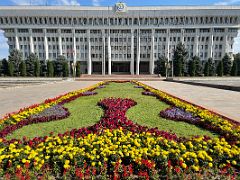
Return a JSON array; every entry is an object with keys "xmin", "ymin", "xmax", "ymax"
[
  {"xmin": 0, "ymin": 82, "xmax": 103, "ymax": 131},
  {"xmin": 0, "ymin": 105, "xmax": 70, "ymax": 138},
  {"xmin": 0, "ymin": 81, "xmax": 239, "ymax": 179},
  {"xmin": 134, "ymin": 81, "xmax": 240, "ymax": 144}
]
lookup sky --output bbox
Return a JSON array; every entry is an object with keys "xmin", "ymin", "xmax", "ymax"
[{"xmin": 1, "ymin": 0, "xmax": 240, "ymax": 59}]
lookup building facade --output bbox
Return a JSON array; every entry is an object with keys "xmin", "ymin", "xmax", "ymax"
[{"xmin": 0, "ymin": 3, "xmax": 240, "ymax": 74}]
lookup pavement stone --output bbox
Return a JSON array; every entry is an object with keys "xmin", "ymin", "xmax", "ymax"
[{"xmin": 141, "ymin": 81, "xmax": 240, "ymax": 122}]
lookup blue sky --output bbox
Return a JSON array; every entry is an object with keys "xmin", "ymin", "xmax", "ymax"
[{"xmin": 1, "ymin": 0, "xmax": 240, "ymax": 59}]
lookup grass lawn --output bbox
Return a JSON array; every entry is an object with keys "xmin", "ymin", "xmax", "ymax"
[{"xmin": 7, "ymin": 82, "xmax": 217, "ymax": 139}]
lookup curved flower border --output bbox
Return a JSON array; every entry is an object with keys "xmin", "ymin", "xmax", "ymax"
[{"xmin": 134, "ymin": 81, "xmax": 240, "ymax": 143}]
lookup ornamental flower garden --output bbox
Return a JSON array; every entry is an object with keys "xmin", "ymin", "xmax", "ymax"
[{"xmin": 0, "ymin": 81, "xmax": 239, "ymax": 179}]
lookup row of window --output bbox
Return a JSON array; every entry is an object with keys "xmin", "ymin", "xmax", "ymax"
[{"xmin": 1, "ymin": 16, "xmax": 239, "ymax": 26}]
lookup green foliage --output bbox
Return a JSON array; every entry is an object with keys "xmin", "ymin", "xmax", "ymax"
[
  {"xmin": 47, "ymin": 61, "xmax": 54, "ymax": 77},
  {"xmin": 26, "ymin": 53, "xmax": 38, "ymax": 76},
  {"xmin": 231, "ymin": 59, "xmax": 237, "ymax": 76},
  {"xmin": 207, "ymin": 58, "xmax": 215, "ymax": 76},
  {"xmin": 194, "ymin": 56, "xmax": 202, "ymax": 76},
  {"xmin": 234, "ymin": 53, "xmax": 240, "ymax": 76},
  {"xmin": 8, "ymin": 49, "xmax": 23, "ymax": 76},
  {"xmin": 203, "ymin": 61, "xmax": 209, "ymax": 76},
  {"xmin": 55, "ymin": 55, "xmax": 67, "ymax": 77},
  {"xmin": 188, "ymin": 59, "xmax": 196, "ymax": 77},
  {"xmin": 222, "ymin": 54, "xmax": 232, "ymax": 76},
  {"xmin": 40, "ymin": 61, "xmax": 47, "ymax": 77},
  {"xmin": 8, "ymin": 61, "xmax": 14, "ymax": 76},
  {"xmin": 19, "ymin": 61, "xmax": 27, "ymax": 77},
  {"xmin": 62, "ymin": 61, "xmax": 69, "ymax": 77},
  {"xmin": 76, "ymin": 62, "xmax": 81, "ymax": 77},
  {"xmin": 216, "ymin": 60, "xmax": 223, "ymax": 76},
  {"xmin": 34, "ymin": 60, "xmax": 40, "ymax": 77},
  {"xmin": 173, "ymin": 43, "xmax": 188, "ymax": 76},
  {"xmin": 1, "ymin": 59, "xmax": 8, "ymax": 76},
  {"xmin": 154, "ymin": 56, "xmax": 167, "ymax": 76}
]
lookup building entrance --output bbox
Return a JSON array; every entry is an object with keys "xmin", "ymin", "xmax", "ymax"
[{"xmin": 112, "ymin": 62, "xmax": 130, "ymax": 74}]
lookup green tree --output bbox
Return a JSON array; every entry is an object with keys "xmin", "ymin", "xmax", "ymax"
[
  {"xmin": 40, "ymin": 61, "xmax": 47, "ymax": 77},
  {"xmin": 234, "ymin": 53, "xmax": 240, "ymax": 76},
  {"xmin": 203, "ymin": 61, "xmax": 209, "ymax": 76},
  {"xmin": 34, "ymin": 60, "xmax": 40, "ymax": 77},
  {"xmin": 62, "ymin": 61, "xmax": 69, "ymax": 77},
  {"xmin": 1, "ymin": 59, "xmax": 8, "ymax": 76},
  {"xmin": 26, "ymin": 53, "xmax": 38, "ymax": 76},
  {"xmin": 188, "ymin": 58, "xmax": 196, "ymax": 77},
  {"xmin": 76, "ymin": 62, "xmax": 81, "ymax": 77},
  {"xmin": 8, "ymin": 49, "xmax": 23, "ymax": 76},
  {"xmin": 55, "ymin": 55, "xmax": 67, "ymax": 77},
  {"xmin": 8, "ymin": 61, "xmax": 14, "ymax": 76},
  {"xmin": 222, "ymin": 53, "xmax": 232, "ymax": 76},
  {"xmin": 193, "ymin": 56, "xmax": 202, "ymax": 76},
  {"xmin": 173, "ymin": 43, "xmax": 188, "ymax": 76},
  {"xmin": 47, "ymin": 61, "xmax": 54, "ymax": 77},
  {"xmin": 216, "ymin": 60, "xmax": 223, "ymax": 76},
  {"xmin": 208, "ymin": 58, "xmax": 215, "ymax": 76},
  {"xmin": 0, "ymin": 60, "xmax": 2, "ymax": 76},
  {"xmin": 154, "ymin": 56, "xmax": 167, "ymax": 76},
  {"xmin": 19, "ymin": 61, "xmax": 27, "ymax": 77},
  {"xmin": 231, "ymin": 59, "xmax": 237, "ymax": 76}
]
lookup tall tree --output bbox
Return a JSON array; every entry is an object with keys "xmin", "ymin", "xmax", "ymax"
[
  {"xmin": 34, "ymin": 60, "xmax": 40, "ymax": 77},
  {"xmin": 173, "ymin": 43, "xmax": 188, "ymax": 76},
  {"xmin": 222, "ymin": 53, "xmax": 232, "ymax": 76},
  {"xmin": 26, "ymin": 53, "xmax": 38, "ymax": 76},
  {"xmin": 216, "ymin": 60, "xmax": 223, "ymax": 76},
  {"xmin": 55, "ymin": 55, "xmax": 67, "ymax": 77},
  {"xmin": 208, "ymin": 58, "xmax": 215, "ymax": 76},
  {"xmin": 193, "ymin": 56, "xmax": 202, "ymax": 76},
  {"xmin": 188, "ymin": 58, "xmax": 196, "ymax": 77},
  {"xmin": 19, "ymin": 61, "xmax": 27, "ymax": 77},
  {"xmin": 231, "ymin": 59, "xmax": 237, "ymax": 76},
  {"xmin": 234, "ymin": 53, "xmax": 240, "ymax": 76},
  {"xmin": 1, "ymin": 59, "xmax": 8, "ymax": 76},
  {"xmin": 8, "ymin": 61, "xmax": 14, "ymax": 76},
  {"xmin": 154, "ymin": 56, "xmax": 167, "ymax": 76},
  {"xmin": 62, "ymin": 61, "xmax": 69, "ymax": 77},
  {"xmin": 8, "ymin": 49, "xmax": 23, "ymax": 76},
  {"xmin": 76, "ymin": 62, "xmax": 81, "ymax": 77},
  {"xmin": 47, "ymin": 61, "xmax": 54, "ymax": 77},
  {"xmin": 203, "ymin": 61, "xmax": 209, "ymax": 76},
  {"xmin": 40, "ymin": 61, "xmax": 47, "ymax": 77}
]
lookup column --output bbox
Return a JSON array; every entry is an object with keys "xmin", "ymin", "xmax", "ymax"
[
  {"xmin": 108, "ymin": 30, "xmax": 111, "ymax": 75},
  {"xmin": 136, "ymin": 29, "xmax": 140, "ymax": 75},
  {"xmin": 102, "ymin": 30, "xmax": 106, "ymax": 75},
  {"xmin": 181, "ymin": 29, "xmax": 184, "ymax": 44},
  {"xmin": 224, "ymin": 28, "xmax": 228, "ymax": 54},
  {"xmin": 166, "ymin": 29, "xmax": 170, "ymax": 61},
  {"xmin": 194, "ymin": 29, "xmax": 199, "ymax": 56},
  {"xmin": 130, "ymin": 29, "xmax": 134, "ymax": 75},
  {"xmin": 15, "ymin": 29, "xmax": 20, "ymax": 50},
  {"xmin": 73, "ymin": 29, "xmax": 77, "ymax": 65},
  {"xmin": 87, "ymin": 29, "xmax": 92, "ymax": 75},
  {"xmin": 209, "ymin": 28, "xmax": 214, "ymax": 59},
  {"xmin": 44, "ymin": 29, "xmax": 49, "ymax": 60},
  {"xmin": 58, "ymin": 29, "xmax": 63, "ymax": 55},
  {"xmin": 149, "ymin": 29, "xmax": 155, "ymax": 74},
  {"xmin": 29, "ymin": 29, "xmax": 34, "ymax": 53}
]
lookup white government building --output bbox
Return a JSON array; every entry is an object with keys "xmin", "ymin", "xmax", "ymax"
[{"xmin": 0, "ymin": 3, "xmax": 240, "ymax": 75}]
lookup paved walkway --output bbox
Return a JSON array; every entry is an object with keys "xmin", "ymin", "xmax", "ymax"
[
  {"xmin": 141, "ymin": 81, "xmax": 240, "ymax": 122},
  {"xmin": 0, "ymin": 81, "xmax": 99, "ymax": 118}
]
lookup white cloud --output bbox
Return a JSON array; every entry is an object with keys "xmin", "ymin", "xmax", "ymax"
[
  {"xmin": 214, "ymin": 0, "xmax": 240, "ymax": 5},
  {"xmin": 92, "ymin": 0, "xmax": 100, "ymax": 6},
  {"xmin": 10, "ymin": 0, "xmax": 80, "ymax": 5}
]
